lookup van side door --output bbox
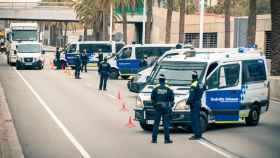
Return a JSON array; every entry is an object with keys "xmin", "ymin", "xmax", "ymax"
[
  {"xmin": 205, "ymin": 62, "xmax": 242, "ymax": 121},
  {"xmin": 117, "ymin": 47, "xmax": 140, "ymax": 75},
  {"xmin": 241, "ymin": 59, "xmax": 269, "ymax": 114}
]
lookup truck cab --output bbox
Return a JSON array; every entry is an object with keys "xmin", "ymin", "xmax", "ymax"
[{"xmin": 134, "ymin": 48, "xmax": 269, "ymax": 131}]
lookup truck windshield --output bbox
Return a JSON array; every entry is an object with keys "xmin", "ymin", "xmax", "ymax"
[
  {"xmin": 17, "ymin": 44, "xmax": 41, "ymax": 53},
  {"xmin": 12, "ymin": 30, "xmax": 37, "ymax": 41},
  {"xmin": 79, "ymin": 44, "xmax": 112, "ymax": 54},
  {"xmin": 150, "ymin": 61, "xmax": 207, "ymax": 86}
]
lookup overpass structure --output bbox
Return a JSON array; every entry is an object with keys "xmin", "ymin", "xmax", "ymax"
[{"xmin": 0, "ymin": 2, "xmax": 78, "ymax": 22}]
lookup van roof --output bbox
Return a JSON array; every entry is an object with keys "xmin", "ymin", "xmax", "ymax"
[
  {"xmin": 161, "ymin": 48, "xmax": 265, "ymax": 63},
  {"xmin": 16, "ymin": 41, "xmax": 41, "ymax": 45},
  {"xmin": 69, "ymin": 41, "xmax": 123, "ymax": 45},
  {"xmin": 124, "ymin": 43, "xmax": 177, "ymax": 48}
]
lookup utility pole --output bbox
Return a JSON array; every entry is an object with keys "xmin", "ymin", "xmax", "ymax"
[
  {"xmin": 109, "ymin": 3, "xmax": 113, "ymax": 41},
  {"xmin": 142, "ymin": 0, "xmax": 146, "ymax": 44},
  {"xmin": 199, "ymin": 0, "xmax": 205, "ymax": 48}
]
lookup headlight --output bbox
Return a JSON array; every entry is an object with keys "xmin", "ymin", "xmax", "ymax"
[
  {"xmin": 136, "ymin": 97, "xmax": 144, "ymax": 108},
  {"xmin": 17, "ymin": 57, "xmax": 23, "ymax": 62},
  {"xmin": 175, "ymin": 99, "xmax": 189, "ymax": 111}
]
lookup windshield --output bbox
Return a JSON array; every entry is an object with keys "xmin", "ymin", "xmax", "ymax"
[
  {"xmin": 12, "ymin": 30, "xmax": 37, "ymax": 41},
  {"xmin": 79, "ymin": 44, "xmax": 112, "ymax": 54},
  {"xmin": 150, "ymin": 61, "xmax": 207, "ymax": 86},
  {"xmin": 17, "ymin": 44, "xmax": 41, "ymax": 53}
]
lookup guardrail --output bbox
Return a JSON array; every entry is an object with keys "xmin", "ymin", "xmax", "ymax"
[{"xmin": 0, "ymin": 2, "xmax": 73, "ymax": 9}]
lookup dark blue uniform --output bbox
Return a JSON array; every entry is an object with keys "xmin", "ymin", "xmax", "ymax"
[
  {"xmin": 74, "ymin": 56, "xmax": 82, "ymax": 79},
  {"xmin": 98, "ymin": 61, "xmax": 111, "ymax": 90},
  {"xmin": 55, "ymin": 49, "xmax": 61, "ymax": 69},
  {"xmin": 187, "ymin": 80, "xmax": 204, "ymax": 138},
  {"xmin": 80, "ymin": 52, "xmax": 88, "ymax": 72},
  {"xmin": 151, "ymin": 84, "xmax": 174, "ymax": 143}
]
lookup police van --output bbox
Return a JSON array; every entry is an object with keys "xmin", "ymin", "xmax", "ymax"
[
  {"xmin": 108, "ymin": 44, "xmax": 178, "ymax": 79},
  {"xmin": 65, "ymin": 41, "xmax": 124, "ymax": 67},
  {"xmin": 15, "ymin": 42, "xmax": 45, "ymax": 70},
  {"xmin": 134, "ymin": 48, "xmax": 270, "ymax": 131},
  {"xmin": 127, "ymin": 49, "xmax": 183, "ymax": 93}
]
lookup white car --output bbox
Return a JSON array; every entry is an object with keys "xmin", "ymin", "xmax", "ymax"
[
  {"xmin": 134, "ymin": 48, "xmax": 269, "ymax": 131},
  {"xmin": 15, "ymin": 42, "xmax": 45, "ymax": 70}
]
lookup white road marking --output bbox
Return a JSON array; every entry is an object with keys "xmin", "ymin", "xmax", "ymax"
[
  {"xmin": 198, "ymin": 139, "xmax": 233, "ymax": 158},
  {"xmin": 14, "ymin": 68, "xmax": 92, "ymax": 158},
  {"xmin": 105, "ymin": 93, "xmax": 118, "ymax": 100}
]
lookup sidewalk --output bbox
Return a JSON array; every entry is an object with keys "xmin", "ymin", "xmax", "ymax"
[{"xmin": 0, "ymin": 83, "xmax": 24, "ymax": 158}]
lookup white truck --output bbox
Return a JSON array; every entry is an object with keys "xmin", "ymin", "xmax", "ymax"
[{"xmin": 6, "ymin": 23, "xmax": 39, "ymax": 65}]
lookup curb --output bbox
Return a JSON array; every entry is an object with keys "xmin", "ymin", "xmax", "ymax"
[{"xmin": 0, "ymin": 83, "xmax": 24, "ymax": 158}]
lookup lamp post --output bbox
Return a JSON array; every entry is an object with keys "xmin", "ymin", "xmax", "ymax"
[{"xmin": 199, "ymin": 0, "xmax": 205, "ymax": 48}]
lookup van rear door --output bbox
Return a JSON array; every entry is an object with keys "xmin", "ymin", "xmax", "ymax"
[{"xmin": 205, "ymin": 62, "xmax": 242, "ymax": 122}]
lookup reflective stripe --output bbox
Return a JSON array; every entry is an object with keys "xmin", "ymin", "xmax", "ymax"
[
  {"xmin": 215, "ymin": 121, "xmax": 240, "ymax": 124},
  {"xmin": 191, "ymin": 81, "xmax": 198, "ymax": 87}
]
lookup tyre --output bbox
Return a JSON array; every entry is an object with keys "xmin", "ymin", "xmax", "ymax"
[
  {"xmin": 16, "ymin": 63, "xmax": 21, "ymax": 70},
  {"xmin": 121, "ymin": 75, "xmax": 130, "ymax": 80},
  {"xmin": 140, "ymin": 122, "xmax": 154, "ymax": 131},
  {"xmin": 245, "ymin": 105, "xmax": 260, "ymax": 126},
  {"xmin": 200, "ymin": 111, "xmax": 208, "ymax": 132},
  {"xmin": 110, "ymin": 68, "xmax": 119, "ymax": 80}
]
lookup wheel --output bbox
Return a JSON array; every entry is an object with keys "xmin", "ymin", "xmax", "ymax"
[
  {"xmin": 140, "ymin": 122, "xmax": 154, "ymax": 131},
  {"xmin": 16, "ymin": 63, "xmax": 21, "ymax": 70},
  {"xmin": 121, "ymin": 75, "xmax": 130, "ymax": 80},
  {"xmin": 110, "ymin": 68, "xmax": 119, "ymax": 80},
  {"xmin": 200, "ymin": 111, "xmax": 208, "ymax": 132},
  {"xmin": 245, "ymin": 105, "xmax": 260, "ymax": 126}
]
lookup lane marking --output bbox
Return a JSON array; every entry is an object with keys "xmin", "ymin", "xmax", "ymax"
[
  {"xmin": 14, "ymin": 68, "xmax": 92, "ymax": 158},
  {"xmin": 105, "ymin": 93, "xmax": 117, "ymax": 100},
  {"xmin": 198, "ymin": 140, "xmax": 233, "ymax": 158}
]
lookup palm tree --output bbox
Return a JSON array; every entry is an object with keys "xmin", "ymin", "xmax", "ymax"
[
  {"xmin": 145, "ymin": 0, "xmax": 153, "ymax": 44},
  {"xmin": 247, "ymin": 0, "xmax": 256, "ymax": 46},
  {"xmin": 165, "ymin": 0, "xmax": 174, "ymax": 43},
  {"xmin": 271, "ymin": 0, "xmax": 280, "ymax": 75},
  {"xmin": 178, "ymin": 0, "xmax": 186, "ymax": 43},
  {"xmin": 224, "ymin": 0, "xmax": 231, "ymax": 48}
]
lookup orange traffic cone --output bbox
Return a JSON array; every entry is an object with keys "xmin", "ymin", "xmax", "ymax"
[
  {"xmin": 126, "ymin": 116, "xmax": 136, "ymax": 128},
  {"xmin": 120, "ymin": 102, "xmax": 129, "ymax": 112},
  {"xmin": 50, "ymin": 63, "xmax": 56, "ymax": 70}
]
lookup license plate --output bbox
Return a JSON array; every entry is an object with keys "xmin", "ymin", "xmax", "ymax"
[
  {"xmin": 25, "ymin": 62, "xmax": 32, "ymax": 66},
  {"xmin": 146, "ymin": 120, "xmax": 154, "ymax": 125}
]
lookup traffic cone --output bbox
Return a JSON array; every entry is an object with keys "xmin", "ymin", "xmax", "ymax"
[
  {"xmin": 126, "ymin": 116, "xmax": 136, "ymax": 128},
  {"xmin": 50, "ymin": 62, "xmax": 56, "ymax": 70},
  {"xmin": 120, "ymin": 102, "xmax": 129, "ymax": 112}
]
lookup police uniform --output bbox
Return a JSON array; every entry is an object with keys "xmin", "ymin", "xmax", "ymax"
[
  {"xmin": 98, "ymin": 58, "xmax": 111, "ymax": 90},
  {"xmin": 55, "ymin": 48, "xmax": 61, "ymax": 69},
  {"xmin": 151, "ymin": 74, "xmax": 174, "ymax": 144},
  {"xmin": 80, "ymin": 51, "xmax": 88, "ymax": 72},
  {"xmin": 186, "ymin": 71, "xmax": 204, "ymax": 139},
  {"xmin": 74, "ymin": 55, "xmax": 82, "ymax": 79}
]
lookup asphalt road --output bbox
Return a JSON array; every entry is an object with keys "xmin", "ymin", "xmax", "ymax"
[{"xmin": 0, "ymin": 53, "xmax": 279, "ymax": 158}]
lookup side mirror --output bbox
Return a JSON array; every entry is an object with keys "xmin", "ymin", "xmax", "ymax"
[
  {"xmin": 42, "ymin": 50, "xmax": 46, "ymax": 54},
  {"xmin": 146, "ymin": 75, "xmax": 151, "ymax": 81}
]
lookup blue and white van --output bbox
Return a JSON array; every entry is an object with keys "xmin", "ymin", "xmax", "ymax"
[
  {"xmin": 108, "ymin": 44, "xmax": 177, "ymax": 79},
  {"xmin": 134, "ymin": 48, "xmax": 270, "ymax": 131},
  {"xmin": 65, "ymin": 41, "xmax": 124, "ymax": 67}
]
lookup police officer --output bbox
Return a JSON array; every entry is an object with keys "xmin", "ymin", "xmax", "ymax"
[
  {"xmin": 186, "ymin": 71, "xmax": 205, "ymax": 140},
  {"xmin": 55, "ymin": 47, "xmax": 61, "ymax": 69},
  {"xmin": 97, "ymin": 49, "xmax": 103, "ymax": 67},
  {"xmin": 80, "ymin": 49, "xmax": 88, "ymax": 72},
  {"xmin": 74, "ymin": 55, "xmax": 82, "ymax": 79},
  {"xmin": 151, "ymin": 74, "xmax": 174, "ymax": 144},
  {"xmin": 98, "ymin": 57, "xmax": 111, "ymax": 90}
]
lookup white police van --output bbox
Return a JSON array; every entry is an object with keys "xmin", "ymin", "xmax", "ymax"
[
  {"xmin": 134, "ymin": 48, "xmax": 270, "ymax": 131},
  {"xmin": 108, "ymin": 44, "xmax": 178, "ymax": 79},
  {"xmin": 15, "ymin": 42, "xmax": 45, "ymax": 70},
  {"xmin": 65, "ymin": 41, "xmax": 124, "ymax": 67}
]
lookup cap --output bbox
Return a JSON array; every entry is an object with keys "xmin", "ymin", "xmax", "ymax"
[
  {"xmin": 159, "ymin": 74, "xmax": 166, "ymax": 80},
  {"xmin": 192, "ymin": 70, "xmax": 198, "ymax": 76}
]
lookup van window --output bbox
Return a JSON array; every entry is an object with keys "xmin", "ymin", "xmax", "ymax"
[
  {"xmin": 135, "ymin": 47, "xmax": 172, "ymax": 59},
  {"xmin": 242, "ymin": 60, "xmax": 266, "ymax": 83},
  {"xmin": 116, "ymin": 43, "xmax": 125, "ymax": 53},
  {"xmin": 79, "ymin": 44, "xmax": 112, "ymax": 54},
  {"xmin": 219, "ymin": 64, "xmax": 240, "ymax": 88},
  {"xmin": 118, "ymin": 47, "xmax": 132, "ymax": 59},
  {"xmin": 207, "ymin": 63, "xmax": 240, "ymax": 89},
  {"xmin": 206, "ymin": 62, "xmax": 218, "ymax": 77},
  {"xmin": 68, "ymin": 44, "xmax": 76, "ymax": 53}
]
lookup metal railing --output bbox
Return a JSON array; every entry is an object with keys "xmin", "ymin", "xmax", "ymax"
[{"xmin": 0, "ymin": 2, "xmax": 73, "ymax": 9}]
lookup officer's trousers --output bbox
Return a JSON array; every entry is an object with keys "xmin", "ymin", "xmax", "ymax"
[
  {"xmin": 191, "ymin": 104, "xmax": 202, "ymax": 137},
  {"xmin": 75, "ymin": 67, "xmax": 81, "ymax": 79},
  {"xmin": 152, "ymin": 110, "xmax": 171, "ymax": 142},
  {"xmin": 99, "ymin": 75, "xmax": 108, "ymax": 90},
  {"xmin": 81, "ymin": 62, "xmax": 87, "ymax": 72}
]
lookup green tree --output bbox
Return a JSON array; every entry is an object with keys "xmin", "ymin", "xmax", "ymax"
[{"xmin": 271, "ymin": 0, "xmax": 280, "ymax": 75}]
